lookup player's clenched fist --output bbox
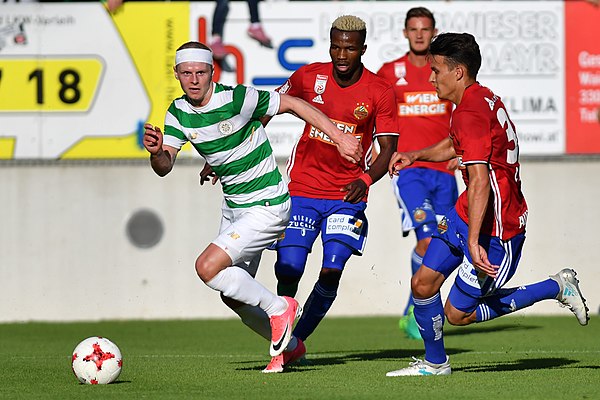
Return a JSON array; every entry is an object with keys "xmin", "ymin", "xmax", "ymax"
[{"xmin": 143, "ymin": 123, "xmax": 163, "ymax": 155}]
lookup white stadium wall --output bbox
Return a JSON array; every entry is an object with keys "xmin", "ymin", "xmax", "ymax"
[
  {"xmin": 1, "ymin": 160, "xmax": 599, "ymax": 322},
  {"xmin": 1, "ymin": 1, "xmax": 600, "ymax": 322}
]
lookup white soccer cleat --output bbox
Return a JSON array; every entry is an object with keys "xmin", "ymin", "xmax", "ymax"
[
  {"xmin": 386, "ymin": 356, "xmax": 451, "ymax": 377},
  {"xmin": 269, "ymin": 296, "xmax": 301, "ymax": 356},
  {"xmin": 550, "ymin": 268, "xmax": 589, "ymax": 326}
]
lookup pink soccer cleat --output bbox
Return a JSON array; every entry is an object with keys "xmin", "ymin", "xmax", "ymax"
[
  {"xmin": 262, "ymin": 338, "xmax": 306, "ymax": 373},
  {"xmin": 269, "ymin": 296, "xmax": 301, "ymax": 356}
]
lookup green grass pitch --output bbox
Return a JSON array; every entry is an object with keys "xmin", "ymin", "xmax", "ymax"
[{"xmin": 1, "ymin": 316, "xmax": 597, "ymax": 399}]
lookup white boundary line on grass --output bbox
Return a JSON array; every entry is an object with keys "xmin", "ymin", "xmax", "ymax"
[{"xmin": 10, "ymin": 349, "xmax": 600, "ymax": 360}]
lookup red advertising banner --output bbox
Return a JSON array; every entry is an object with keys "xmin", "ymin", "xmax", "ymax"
[{"xmin": 565, "ymin": 1, "xmax": 600, "ymax": 153}]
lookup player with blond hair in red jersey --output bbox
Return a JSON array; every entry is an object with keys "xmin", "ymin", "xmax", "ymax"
[
  {"xmin": 261, "ymin": 15, "xmax": 399, "ymax": 373},
  {"xmin": 386, "ymin": 32, "xmax": 589, "ymax": 377},
  {"xmin": 377, "ymin": 7, "xmax": 457, "ymax": 340}
]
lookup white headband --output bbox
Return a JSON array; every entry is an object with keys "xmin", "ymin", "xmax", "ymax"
[{"xmin": 175, "ymin": 48, "xmax": 213, "ymax": 66}]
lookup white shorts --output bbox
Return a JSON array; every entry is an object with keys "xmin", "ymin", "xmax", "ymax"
[{"xmin": 212, "ymin": 199, "xmax": 291, "ymax": 274}]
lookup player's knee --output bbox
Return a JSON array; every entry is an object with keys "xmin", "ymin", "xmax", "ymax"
[
  {"xmin": 410, "ymin": 273, "xmax": 436, "ymax": 299},
  {"xmin": 275, "ymin": 246, "xmax": 308, "ymax": 282},
  {"xmin": 195, "ymin": 255, "xmax": 217, "ymax": 283}
]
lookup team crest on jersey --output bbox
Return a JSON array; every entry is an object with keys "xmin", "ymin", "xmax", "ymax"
[
  {"xmin": 394, "ymin": 62, "xmax": 408, "ymax": 86},
  {"xmin": 218, "ymin": 120, "xmax": 233, "ymax": 135},
  {"xmin": 190, "ymin": 132, "xmax": 198, "ymax": 140},
  {"xmin": 314, "ymin": 74, "xmax": 328, "ymax": 94},
  {"xmin": 413, "ymin": 208, "xmax": 426, "ymax": 223},
  {"xmin": 353, "ymin": 103, "xmax": 369, "ymax": 120},
  {"xmin": 437, "ymin": 217, "xmax": 448, "ymax": 234}
]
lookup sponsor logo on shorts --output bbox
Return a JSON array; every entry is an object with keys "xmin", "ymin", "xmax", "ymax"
[
  {"xmin": 437, "ymin": 217, "xmax": 448, "ymax": 234},
  {"xmin": 457, "ymin": 258, "xmax": 487, "ymax": 289},
  {"xmin": 228, "ymin": 231, "xmax": 240, "ymax": 240},
  {"xmin": 325, "ymin": 214, "xmax": 364, "ymax": 240},
  {"xmin": 413, "ymin": 208, "xmax": 426, "ymax": 223},
  {"xmin": 287, "ymin": 215, "xmax": 316, "ymax": 237}
]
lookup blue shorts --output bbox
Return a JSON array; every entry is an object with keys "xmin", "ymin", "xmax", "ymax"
[
  {"xmin": 276, "ymin": 196, "xmax": 368, "ymax": 255},
  {"xmin": 423, "ymin": 207, "xmax": 526, "ymax": 313},
  {"xmin": 393, "ymin": 168, "xmax": 458, "ymax": 241}
]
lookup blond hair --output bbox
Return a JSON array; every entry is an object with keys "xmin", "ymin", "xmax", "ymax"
[
  {"xmin": 330, "ymin": 15, "xmax": 367, "ymax": 45},
  {"xmin": 331, "ymin": 15, "xmax": 366, "ymax": 32}
]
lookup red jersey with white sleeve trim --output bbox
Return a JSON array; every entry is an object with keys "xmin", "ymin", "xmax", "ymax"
[
  {"xmin": 377, "ymin": 54, "xmax": 453, "ymax": 175},
  {"xmin": 451, "ymin": 83, "xmax": 528, "ymax": 240},
  {"xmin": 278, "ymin": 62, "xmax": 398, "ymax": 200}
]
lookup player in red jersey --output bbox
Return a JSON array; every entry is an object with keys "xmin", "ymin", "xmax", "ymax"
[
  {"xmin": 377, "ymin": 7, "xmax": 458, "ymax": 339},
  {"xmin": 386, "ymin": 33, "xmax": 589, "ymax": 377},
  {"xmin": 261, "ymin": 15, "xmax": 399, "ymax": 373}
]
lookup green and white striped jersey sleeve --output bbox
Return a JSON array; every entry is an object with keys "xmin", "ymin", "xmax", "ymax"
[{"xmin": 162, "ymin": 83, "xmax": 288, "ymax": 208}]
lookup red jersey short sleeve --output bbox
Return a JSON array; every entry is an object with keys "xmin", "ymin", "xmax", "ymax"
[
  {"xmin": 451, "ymin": 83, "xmax": 528, "ymax": 240},
  {"xmin": 377, "ymin": 54, "xmax": 453, "ymax": 175},
  {"xmin": 278, "ymin": 62, "xmax": 399, "ymax": 200}
]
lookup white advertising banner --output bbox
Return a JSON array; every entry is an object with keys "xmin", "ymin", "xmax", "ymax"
[
  {"xmin": 195, "ymin": 1, "xmax": 565, "ymax": 157},
  {"xmin": 0, "ymin": 2, "xmax": 568, "ymax": 159}
]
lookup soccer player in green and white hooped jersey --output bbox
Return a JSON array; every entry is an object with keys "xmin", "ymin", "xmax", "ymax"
[
  {"xmin": 143, "ymin": 41, "xmax": 362, "ymax": 367},
  {"xmin": 164, "ymin": 83, "xmax": 289, "ymax": 209}
]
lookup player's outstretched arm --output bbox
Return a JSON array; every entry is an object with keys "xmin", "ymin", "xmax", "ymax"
[
  {"xmin": 143, "ymin": 123, "xmax": 178, "ymax": 177},
  {"xmin": 278, "ymin": 94, "xmax": 362, "ymax": 163},
  {"xmin": 388, "ymin": 151, "xmax": 416, "ymax": 176},
  {"xmin": 389, "ymin": 137, "xmax": 456, "ymax": 176}
]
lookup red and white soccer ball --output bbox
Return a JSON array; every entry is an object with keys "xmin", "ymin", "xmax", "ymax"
[{"xmin": 71, "ymin": 336, "xmax": 123, "ymax": 385}]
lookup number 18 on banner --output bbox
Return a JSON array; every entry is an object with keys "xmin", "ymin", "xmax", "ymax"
[{"xmin": 0, "ymin": 57, "xmax": 103, "ymax": 112}]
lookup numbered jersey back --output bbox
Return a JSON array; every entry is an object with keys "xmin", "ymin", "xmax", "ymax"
[{"xmin": 451, "ymin": 83, "xmax": 528, "ymax": 240}]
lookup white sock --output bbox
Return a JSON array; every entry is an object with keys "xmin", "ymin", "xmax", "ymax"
[
  {"xmin": 232, "ymin": 304, "xmax": 271, "ymax": 341},
  {"xmin": 206, "ymin": 267, "xmax": 287, "ymax": 317}
]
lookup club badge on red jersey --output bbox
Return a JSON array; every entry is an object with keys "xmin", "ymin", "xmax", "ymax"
[
  {"xmin": 394, "ymin": 62, "xmax": 408, "ymax": 86},
  {"xmin": 353, "ymin": 103, "xmax": 369, "ymax": 120},
  {"xmin": 312, "ymin": 74, "xmax": 328, "ymax": 104}
]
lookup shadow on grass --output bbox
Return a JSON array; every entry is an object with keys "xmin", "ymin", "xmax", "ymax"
[
  {"xmin": 236, "ymin": 347, "xmax": 468, "ymax": 372},
  {"xmin": 445, "ymin": 323, "xmax": 539, "ymax": 336},
  {"xmin": 454, "ymin": 357, "xmax": 578, "ymax": 372}
]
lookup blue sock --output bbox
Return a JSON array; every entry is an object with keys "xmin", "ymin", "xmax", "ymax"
[
  {"xmin": 403, "ymin": 249, "xmax": 422, "ymax": 315},
  {"xmin": 476, "ymin": 279, "xmax": 560, "ymax": 322},
  {"xmin": 413, "ymin": 293, "xmax": 447, "ymax": 364},
  {"xmin": 293, "ymin": 280, "xmax": 338, "ymax": 341}
]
